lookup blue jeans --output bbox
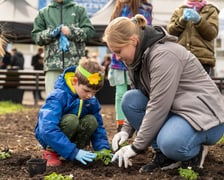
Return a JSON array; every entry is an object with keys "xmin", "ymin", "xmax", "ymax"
[{"xmin": 121, "ymin": 89, "xmax": 224, "ymax": 161}]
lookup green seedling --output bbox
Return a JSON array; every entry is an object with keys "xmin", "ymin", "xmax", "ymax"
[
  {"xmin": 44, "ymin": 172, "xmax": 73, "ymax": 180},
  {"xmin": 178, "ymin": 167, "xmax": 199, "ymax": 180},
  {"xmin": 0, "ymin": 151, "xmax": 11, "ymax": 160},
  {"xmin": 95, "ymin": 149, "xmax": 113, "ymax": 165},
  {"xmin": 217, "ymin": 135, "xmax": 224, "ymax": 144},
  {"xmin": 120, "ymin": 141, "xmax": 129, "ymax": 147}
]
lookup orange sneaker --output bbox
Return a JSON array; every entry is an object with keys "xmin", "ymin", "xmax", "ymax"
[{"xmin": 42, "ymin": 150, "xmax": 62, "ymax": 166}]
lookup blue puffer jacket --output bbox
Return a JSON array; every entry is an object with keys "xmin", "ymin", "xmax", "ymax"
[{"xmin": 35, "ymin": 66, "xmax": 110, "ymax": 160}]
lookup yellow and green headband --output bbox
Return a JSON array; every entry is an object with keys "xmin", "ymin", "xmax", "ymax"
[{"xmin": 77, "ymin": 65, "xmax": 102, "ymax": 85}]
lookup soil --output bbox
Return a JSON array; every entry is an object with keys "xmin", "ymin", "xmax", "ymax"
[{"xmin": 0, "ymin": 105, "xmax": 223, "ymax": 180}]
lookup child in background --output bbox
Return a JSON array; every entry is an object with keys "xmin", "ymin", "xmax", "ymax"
[
  {"xmin": 166, "ymin": 0, "xmax": 219, "ymax": 75},
  {"xmin": 108, "ymin": 0, "xmax": 153, "ymax": 132},
  {"xmin": 35, "ymin": 58, "xmax": 110, "ymax": 166}
]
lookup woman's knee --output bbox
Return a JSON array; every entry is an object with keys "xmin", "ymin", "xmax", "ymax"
[
  {"xmin": 157, "ymin": 118, "xmax": 204, "ymax": 161},
  {"xmin": 121, "ymin": 89, "xmax": 148, "ymax": 111}
]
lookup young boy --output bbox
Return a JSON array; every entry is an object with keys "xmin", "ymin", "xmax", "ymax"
[{"xmin": 35, "ymin": 58, "xmax": 110, "ymax": 166}]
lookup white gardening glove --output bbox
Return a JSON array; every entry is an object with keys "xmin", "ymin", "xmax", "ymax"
[
  {"xmin": 112, "ymin": 131, "xmax": 129, "ymax": 151},
  {"xmin": 111, "ymin": 145, "xmax": 136, "ymax": 168}
]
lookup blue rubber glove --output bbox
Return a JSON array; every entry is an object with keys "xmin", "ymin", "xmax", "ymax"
[
  {"xmin": 50, "ymin": 24, "xmax": 63, "ymax": 37},
  {"xmin": 183, "ymin": 7, "xmax": 201, "ymax": 23},
  {"xmin": 59, "ymin": 32, "xmax": 70, "ymax": 52},
  {"xmin": 75, "ymin": 149, "xmax": 97, "ymax": 165},
  {"xmin": 183, "ymin": 8, "xmax": 192, "ymax": 21}
]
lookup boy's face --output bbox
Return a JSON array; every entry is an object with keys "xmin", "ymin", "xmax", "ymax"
[{"xmin": 73, "ymin": 77, "xmax": 98, "ymax": 100}]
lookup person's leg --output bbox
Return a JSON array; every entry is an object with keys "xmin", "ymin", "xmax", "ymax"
[
  {"xmin": 124, "ymin": 102, "xmax": 180, "ymax": 173},
  {"xmin": 32, "ymin": 90, "xmax": 36, "ymax": 100},
  {"xmin": 115, "ymin": 84, "xmax": 128, "ymax": 131},
  {"xmin": 71, "ymin": 114, "xmax": 98, "ymax": 148},
  {"xmin": 45, "ymin": 70, "xmax": 62, "ymax": 96},
  {"xmin": 121, "ymin": 89, "xmax": 148, "ymax": 130},
  {"xmin": 59, "ymin": 114, "xmax": 79, "ymax": 139},
  {"xmin": 202, "ymin": 64, "xmax": 212, "ymax": 75},
  {"xmin": 43, "ymin": 114, "xmax": 79, "ymax": 166},
  {"xmin": 157, "ymin": 114, "xmax": 224, "ymax": 161},
  {"xmin": 38, "ymin": 90, "xmax": 43, "ymax": 100},
  {"xmin": 139, "ymin": 113, "xmax": 223, "ymax": 173}
]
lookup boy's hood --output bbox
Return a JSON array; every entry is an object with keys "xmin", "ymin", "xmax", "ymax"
[{"xmin": 54, "ymin": 66, "xmax": 76, "ymax": 94}]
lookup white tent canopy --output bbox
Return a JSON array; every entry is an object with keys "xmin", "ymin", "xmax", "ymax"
[
  {"xmin": 0, "ymin": 0, "xmax": 38, "ymax": 23},
  {"xmin": 0, "ymin": 0, "xmax": 223, "ymax": 44}
]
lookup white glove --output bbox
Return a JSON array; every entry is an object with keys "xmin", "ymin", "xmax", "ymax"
[
  {"xmin": 111, "ymin": 145, "xmax": 136, "ymax": 168},
  {"xmin": 112, "ymin": 131, "xmax": 129, "ymax": 151}
]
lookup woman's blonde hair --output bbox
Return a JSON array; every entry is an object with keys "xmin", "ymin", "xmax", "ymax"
[
  {"xmin": 103, "ymin": 14, "xmax": 147, "ymax": 48},
  {"xmin": 75, "ymin": 57, "xmax": 105, "ymax": 90}
]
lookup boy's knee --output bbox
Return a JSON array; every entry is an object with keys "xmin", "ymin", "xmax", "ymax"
[
  {"xmin": 60, "ymin": 114, "xmax": 79, "ymax": 132},
  {"xmin": 81, "ymin": 115, "xmax": 98, "ymax": 131}
]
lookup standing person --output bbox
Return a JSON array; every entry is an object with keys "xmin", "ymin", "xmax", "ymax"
[
  {"xmin": 166, "ymin": 0, "xmax": 219, "ymax": 75},
  {"xmin": 103, "ymin": 14, "xmax": 224, "ymax": 172},
  {"xmin": 35, "ymin": 58, "xmax": 110, "ymax": 166},
  {"xmin": 10, "ymin": 48, "xmax": 24, "ymax": 70},
  {"xmin": 109, "ymin": 0, "xmax": 153, "ymax": 132},
  {"xmin": 31, "ymin": 0, "xmax": 95, "ymax": 96},
  {"xmin": 31, "ymin": 47, "xmax": 44, "ymax": 100},
  {"xmin": 101, "ymin": 54, "xmax": 111, "ymax": 79},
  {"xmin": 0, "ymin": 49, "xmax": 11, "ymax": 69}
]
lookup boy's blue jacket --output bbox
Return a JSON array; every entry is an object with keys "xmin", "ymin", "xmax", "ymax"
[{"xmin": 35, "ymin": 66, "xmax": 110, "ymax": 160}]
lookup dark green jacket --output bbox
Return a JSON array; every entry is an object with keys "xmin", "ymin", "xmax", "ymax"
[
  {"xmin": 31, "ymin": 0, "xmax": 95, "ymax": 71},
  {"xmin": 167, "ymin": 4, "xmax": 219, "ymax": 67}
]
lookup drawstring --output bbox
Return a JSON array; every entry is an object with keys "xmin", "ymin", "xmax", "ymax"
[{"xmin": 78, "ymin": 99, "xmax": 83, "ymax": 118}]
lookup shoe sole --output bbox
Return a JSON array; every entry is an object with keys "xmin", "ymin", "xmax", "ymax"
[
  {"xmin": 161, "ymin": 161, "xmax": 182, "ymax": 170},
  {"xmin": 139, "ymin": 161, "xmax": 181, "ymax": 173}
]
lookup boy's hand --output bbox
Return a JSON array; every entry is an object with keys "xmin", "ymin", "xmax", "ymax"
[{"xmin": 75, "ymin": 149, "xmax": 96, "ymax": 165}]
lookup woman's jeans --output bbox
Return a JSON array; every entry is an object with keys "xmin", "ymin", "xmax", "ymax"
[{"xmin": 121, "ymin": 89, "xmax": 224, "ymax": 161}]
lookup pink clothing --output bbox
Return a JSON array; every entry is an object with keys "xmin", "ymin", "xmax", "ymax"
[{"xmin": 185, "ymin": 0, "xmax": 207, "ymax": 11}]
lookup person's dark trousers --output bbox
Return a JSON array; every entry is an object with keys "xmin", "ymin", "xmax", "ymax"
[
  {"xmin": 202, "ymin": 64, "xmax": 212, "ymax": 76},
  {"xmin": 59, "ymin": 114, "xmax": 98, "ymax": 148},
  {"xmin": 33, "ymin": 90, "xmax": 43, "ymax": 100}
]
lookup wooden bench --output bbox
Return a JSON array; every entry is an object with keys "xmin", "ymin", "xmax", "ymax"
[
  {"xmin": 0, "ymin": 69, "xmax": 45, "ymax": 106},
  {"xmin": 211, "ymin": 77, "xmax": 224, "ymax": 94}
]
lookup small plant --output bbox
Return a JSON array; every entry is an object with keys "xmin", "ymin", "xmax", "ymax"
[
  {"xmin": 44, "ymin": 172, "xmax": 73, "ymax": 180},
  {"xmin": 0, "ymin": 151, "xmax": 11, "ymax": 160},
  {"xmin": 120, "ymin": 141, "xmax": 129, "ymax": 148},
  {"xmin": 94, "ymin": 149, "xmax": 113, "ymax": 165},
  {"xmin": 217, "ymin": 135, "xmax": 224, "ymax": 144},
  {"xmin": 178, "ymin": 167, "xmax": 199, "ymax": 180}
]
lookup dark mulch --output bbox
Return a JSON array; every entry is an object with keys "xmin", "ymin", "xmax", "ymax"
[{"xmin": 0, "ymin": 105, "xmax": 223, "ymax": 180}]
